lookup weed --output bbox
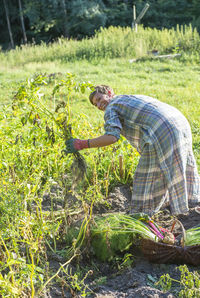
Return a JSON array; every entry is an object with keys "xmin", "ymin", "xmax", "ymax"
[{"xmin": 157, "ymin": 264, "xmax": 200, "ymax": 297}]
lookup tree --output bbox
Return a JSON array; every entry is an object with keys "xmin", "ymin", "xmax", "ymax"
[
  {"xmin": 0, "ymin": 0, "xmax": 199, "ymax": 49},
  {"xmin": 102, "ymin": 0, "xmax": 132, "ymax": 28},
  {"xmin": 68, "ymin": 0, "xmax": 107, "ymax": 38},
  {"xmin": 133, "ymin": 0, "xmax": 192, "ymax": 29},
  {"xmin": 191, "ymin": 0, "xmax": 200, "ymax": 31},
  {"xmin": 3, "ymin": 0, "xmax": 14, "ymax": 48},
  {"xmin": 23, "ymin": 0, "xmax": 63, "ymax": 43},
  {"xmin": 18, "ymin": 0, "xmax": 27, "ymax": 44},
  {"xmin": 60, "ymin": 0, "xmax": 69, "ymax": 37}
]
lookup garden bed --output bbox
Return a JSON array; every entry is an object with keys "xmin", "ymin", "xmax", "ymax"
[{"xmin": 44, "ymin": 184, "xmax": 200, "ymax": 297}]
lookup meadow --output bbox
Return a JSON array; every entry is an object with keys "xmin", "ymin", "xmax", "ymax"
[{"xmin": 0, "ymin": 25, "xmax": 200, "ymax": 296}]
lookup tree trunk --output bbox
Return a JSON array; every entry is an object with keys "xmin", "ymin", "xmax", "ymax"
[
  {"xmin": 60, "ymin": 0, "xmax": 69, "ymax": 37},
  {"xmin": 18, "ymin": 0, "xmax": 27, "ymax": 44},
  {"xmin": 3, "ymin": 0, "xmax": 14, "ymax": 48}
]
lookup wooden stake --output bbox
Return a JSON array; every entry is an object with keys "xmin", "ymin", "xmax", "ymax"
[{"xmin": 119, "ymin": 154, "xmax": 123, "ymax": 179}]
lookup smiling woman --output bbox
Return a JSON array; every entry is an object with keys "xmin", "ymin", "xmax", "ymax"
[
  {"xmin": 65, "ymin": 84, "xmax": 200, "ymax": 217},
  {"xmin": 91, "ymin": 93, "xmax": 111, "ymax": 110},
  {"xmin": 89, "ymin": 85, "xmax": 115, "ymax": 110}
]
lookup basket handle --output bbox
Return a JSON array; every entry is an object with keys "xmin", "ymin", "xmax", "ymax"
[{"xmin": 171, "ymin": 219, "xmax": 186, "ymax": 248}]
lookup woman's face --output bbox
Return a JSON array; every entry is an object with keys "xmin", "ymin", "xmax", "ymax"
[{"xmin": 92, "ymin": 92, "xmax": 112, "ymax": 111}]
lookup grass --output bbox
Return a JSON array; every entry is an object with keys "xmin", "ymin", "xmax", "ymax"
[
  {"xmin": 1, "ymin": 57, "xmax": 200, "ymax": 152},
  {"xmin": 0, "ymin": 25, "xmax": 200, "ymax": 296},
  {"xmin": 1, "ymin": 58, "xmax": 200, "ymax": 111}
]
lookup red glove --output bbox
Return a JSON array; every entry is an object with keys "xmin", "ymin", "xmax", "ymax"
[
  {"xmin": 65, "ymin": 138, "xmax": 90, "ymax": 155},
  {"xmin": 73, "ymin": 139, "xmax": 90, "ymax": 150}
]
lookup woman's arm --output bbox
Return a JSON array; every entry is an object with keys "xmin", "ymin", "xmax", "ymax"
[
  {"xmin": 89, "ymin": 134, "xmax": 117, "ymax": 148},
  {"xmin": 65, "ymin": 134, "xmax": 118, "ymax": 153}
]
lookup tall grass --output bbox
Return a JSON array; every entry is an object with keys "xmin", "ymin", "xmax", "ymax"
[{"xmin": 0, "ymin": 25, "xmax": 200, "ymax": 66}]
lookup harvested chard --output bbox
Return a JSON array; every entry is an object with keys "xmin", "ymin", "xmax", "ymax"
[
  {"xmin": 92, "ymin": 213, "xmax": 159, "ymax": 241},
  {"xmin": 184, "ymin": 227, "xmax": 200, "ymax": 246},
  {"xmin": 148, "ymin": 221, "xmax": 164, "ymax": 240},
  {"xmin": 130, "ymin": 213, "xmax": 175, "ymax": 243},
  {"xmin": 91, "ymin": 213, "xmax": 158, "ymax": 261}
]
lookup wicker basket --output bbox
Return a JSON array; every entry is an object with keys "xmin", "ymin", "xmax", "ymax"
[{"xmin": 141, "ymin": 220, "xmax": 200, "ymax": 266}]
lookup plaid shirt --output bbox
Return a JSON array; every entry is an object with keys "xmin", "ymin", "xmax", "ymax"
[{"xmin": 104, "ymin": 95, "xmax": 200, "ymax": 215}]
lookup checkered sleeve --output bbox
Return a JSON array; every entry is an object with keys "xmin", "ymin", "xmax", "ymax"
[{"xmin": 104, "ymin": 107, "xmax": 122, "ymax": 140}]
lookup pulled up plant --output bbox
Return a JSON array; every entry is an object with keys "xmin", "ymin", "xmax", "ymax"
[
  {"xmin": 90, "ymin": 213, "xmax": 159, "ymax": 261},
  {"xmin": 12, "ymin": 73, "xmax": 93, "ymax": 178},
  {"xmin": 184, "ymin": 226, "xmax": 200, "ymax": 246}
]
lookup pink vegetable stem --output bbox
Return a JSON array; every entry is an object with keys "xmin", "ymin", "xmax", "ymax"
[{"xmin": 148, "ymin": 221, "xmax": 164, "ymax": 239}]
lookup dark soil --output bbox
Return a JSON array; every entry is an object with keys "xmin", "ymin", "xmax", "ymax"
[{"xmin": 43, "ymin": 185, "xmax": 200, "ymax": 298}]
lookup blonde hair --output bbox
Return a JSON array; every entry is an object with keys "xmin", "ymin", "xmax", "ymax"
[{"xmin": 89, "ymin": 85, "xmax": 114, "ymax": 105}]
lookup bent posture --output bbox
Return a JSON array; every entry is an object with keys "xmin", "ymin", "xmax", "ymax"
[{"xmin": 66, "ymin": 85, "xmax": 200, "ymax": 216}]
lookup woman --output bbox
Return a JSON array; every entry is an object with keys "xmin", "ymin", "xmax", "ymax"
[{"xmin": 66, "ymin": 85, "xmax": 200, "ymax": 216}]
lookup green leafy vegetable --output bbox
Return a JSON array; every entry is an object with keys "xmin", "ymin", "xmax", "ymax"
[
  {"xmin": 184, "ymin": 227, "xmax": 200, "ymax": 246},
  {"xmin": 91, "ymin": 213, "xmax": 158, "ymax": 261}
]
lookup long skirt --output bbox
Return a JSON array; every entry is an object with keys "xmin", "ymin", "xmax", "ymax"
[{"xmin": 131, "ymin": 125, "xmax": 200, "ymax": 216}]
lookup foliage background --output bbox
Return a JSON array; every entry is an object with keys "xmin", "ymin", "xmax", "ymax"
[{"xmin": 1, "ymin": 0, "xmax": 200, "ymax": 49}]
